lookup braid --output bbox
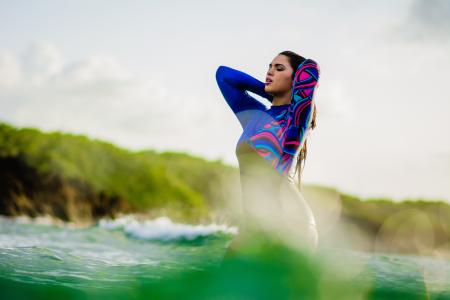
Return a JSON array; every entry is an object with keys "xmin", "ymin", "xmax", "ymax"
[{"xmin": 295, "ymin": 103, "xmax": 317, "ymax": 191}]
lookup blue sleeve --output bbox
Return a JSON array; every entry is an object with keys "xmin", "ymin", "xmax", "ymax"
[{"xmin": 215, "ymin": 65, "xmax": 274, "ymax": 128}]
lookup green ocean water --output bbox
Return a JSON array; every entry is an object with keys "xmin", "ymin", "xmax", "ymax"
[{"xmin": 0, "ymin": 215, "xmax": 449, "ymax": 300}]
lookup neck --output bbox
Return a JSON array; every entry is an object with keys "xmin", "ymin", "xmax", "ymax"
[{"xmin": 271, "ymin": 91, "xmax": 292, "ymax": 106}]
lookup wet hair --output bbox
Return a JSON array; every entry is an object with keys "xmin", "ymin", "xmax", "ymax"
[{"xmin": 278, "ymin": 50, "xmax": 317, "ymax": 192}]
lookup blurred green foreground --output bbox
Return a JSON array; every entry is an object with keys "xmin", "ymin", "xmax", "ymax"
[{"xmin": 0, "ymin": 226, "xmax": 449, "ymax": 300}]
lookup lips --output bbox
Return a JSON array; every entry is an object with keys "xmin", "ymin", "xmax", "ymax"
[{"xmin": 265, "ymin": 78, "xmax": 273, "ymax": 85}]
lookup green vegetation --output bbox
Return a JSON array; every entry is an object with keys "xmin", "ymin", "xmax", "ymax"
[
  {"xmin": 0, "ymin": 122, "xmax": 238, "ymax": 222},
  {"xmin": 302, "ymin": 185, "xmax": 450, "ymax": 256}
]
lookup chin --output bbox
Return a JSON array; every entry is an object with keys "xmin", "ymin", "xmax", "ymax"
[{"xmin": 265, "ymin": 88, "xmax": 277, "ymax": 96}]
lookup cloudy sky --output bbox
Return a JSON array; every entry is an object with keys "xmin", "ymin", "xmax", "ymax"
[{"xmin": 1, "ymin": 0, "xmax": 449, "ymax": 202}]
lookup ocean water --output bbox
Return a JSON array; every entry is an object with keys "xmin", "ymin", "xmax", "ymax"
[{"xmin": 0, "ymin": 215, "xmax": 449, "ymax": 300}]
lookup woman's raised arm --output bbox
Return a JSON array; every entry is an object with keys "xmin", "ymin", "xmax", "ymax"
[
  {"xmin": 215, "ymin": 66, "xmax": 274, "ymax": 128},
  {"xmin": 216, "ymin": 65, "xmax": 273, "ymax": 102},
  {"xmin": 282, "ymin": 59, "xmax": 320, "ymax": 156}
]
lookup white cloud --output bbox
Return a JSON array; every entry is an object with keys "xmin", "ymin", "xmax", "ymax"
[
  {"xmin": 21, "ymin": 42, "xmax": 63, "ymax": 86},
  {"xmin": 0, "ymin": 42, "xmax": 185, "ymax": 151},
  {"xmin": 59, "ymin": 55, "xmax": 130, "ymax": 84},
  {"xmin": 315, "ymin": 80, "xmax": 353, "ymax": 120},
  {"xmin": 0, "ymin": 51, "xmax": 21, "ymax": 88},
  {"xmin": 386, "ymin": 0, "xmax": 450, "ymax": 43}
]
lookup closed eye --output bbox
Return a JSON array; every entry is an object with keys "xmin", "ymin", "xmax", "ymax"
[{"xmin": 269, "ymin": 64, "xmax": 285, "ymax": 71}]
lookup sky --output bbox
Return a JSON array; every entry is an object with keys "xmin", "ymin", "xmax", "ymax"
[{"xmin": 0, "ymin": 0, "xmax": 449, "ymax": 202}]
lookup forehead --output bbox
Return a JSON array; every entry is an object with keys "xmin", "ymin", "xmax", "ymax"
[{"xmin": 269, "ymin": 54, "xmax": 290, "ymax": 66}]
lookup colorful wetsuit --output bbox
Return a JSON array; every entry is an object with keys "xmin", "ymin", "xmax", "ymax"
[
  {"xmin": 215, "ymin": 59, "xmax": 320, "ymax": 252},
  {"xmin": 215, "ymin": 59, "xmax": 320, "ymax": 181}
]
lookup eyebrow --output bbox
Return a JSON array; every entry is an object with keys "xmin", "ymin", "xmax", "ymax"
[{"xmin": 269, "ymin": 63, "xmax": 285, "ymax": 67}]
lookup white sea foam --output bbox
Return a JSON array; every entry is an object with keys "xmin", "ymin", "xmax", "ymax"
[{"xmin": 98, "ymin": 215, "xmax": 238, "ymax": 241}]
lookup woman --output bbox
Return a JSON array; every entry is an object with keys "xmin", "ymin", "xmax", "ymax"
[{"xmin": 215, "ymin": 51, "xmax": 320, "ymax": 255}]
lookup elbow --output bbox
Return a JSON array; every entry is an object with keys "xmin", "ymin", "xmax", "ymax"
[{"xmin": 215, "ymin": 65, "xmax": 229, "ymax": 83}]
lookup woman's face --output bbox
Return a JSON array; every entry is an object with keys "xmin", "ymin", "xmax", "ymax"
[{"xmin": 264, "ymin": 54, "xmax": 294, "ymax": 96}]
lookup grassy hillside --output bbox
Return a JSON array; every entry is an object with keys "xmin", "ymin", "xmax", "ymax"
[
  {"xmin": 0, "ymin": 122, "xmax": 238, "ymax": 223},
  {"xmin": 303, "ymin": 185, "xmax": 450, "ymax": 256}
]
